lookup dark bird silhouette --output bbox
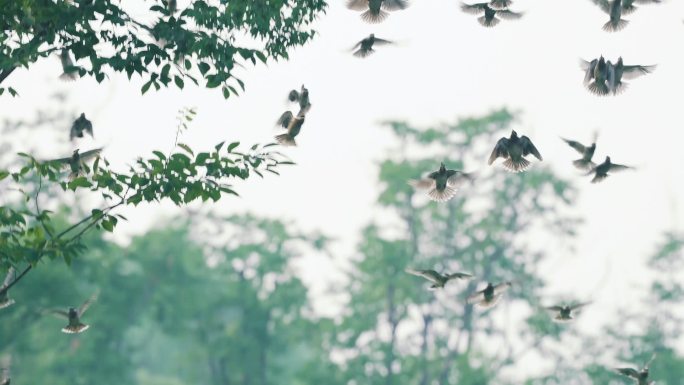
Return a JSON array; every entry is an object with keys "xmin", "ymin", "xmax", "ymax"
[
  {"xmin": 49, "ymin": 291, "xmax": 99, "ymax": 334},
  {"xmin": 168, "ymin": 0, "xmax": 177, "ymax": 13},
  {"xmin": 461, "ymin": 3, "xmax": 523, "ymax": 27},
  {"xmin": 545, "ymin": 302, "xmax": 591, "ymax": 323},
  {"xmin": 287, "ymin": 85, "xmax": 311, "ymax": 110},
  {"xmin": 467, "ymin": 282, "xmax": 512, "ymax": 308},
  {"xmin": 593, "ymin": 0, "xmax": 662, "ymax": 15},
  {"xmin": 580, "ymin": 56, "xmax": 611, "ymax": 96},
  {"xmin": 346, "ymin": 0, "xmax": 409, "ymax": 23},
  {"xmin": 405, "ymin": 268, "xmax": 473, "ymax": 290},
  {"xmin": 70, "ymin": 113, "xmax": 94, "ymax": 140},
  {"xmin": 586, "ymin": 156, "xmax": 633, "ymax": 183},
  {"xmin": 488, "ymin": 130, "xmax": 542, "ymax": 172},
  {"xmin": 352, "ymin": 34, "xmax": 393, "ymax": 58},
  {"xmin": 48, "ymin": 148, "xmax": 103, "ymax": 180},
  {"xmin": 0, "ymin": 267, "xmax": 15, "ymax": 310},
  {"xmin": 275, "ymin": 104, "xmax": 311, "ymax": 147},
  {"xmin": 59, "ymin": 49, "xmax": 77, "ymax": 81},
  {"xmin": 604, "ymin": 0, "xmax": 629, "ymax": 32},
  {"xmin": 616, "ymin": 354, "xmax": 656, "ymax": 385},
  {"xmin": 409, "ymin": 162, "xmax": 475, "ymax": 202},
  {"xmin": 607, "ymin": 57, "xmax": 656, "ymax": 95},
  {"xmin": 562, "ymin": 135, "xmax": 597, "ymax": 170}
]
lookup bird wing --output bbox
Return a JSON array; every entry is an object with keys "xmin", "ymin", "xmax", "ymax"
[
  {"xmin": 78, "ymin": 290, "xmax": 99, "ymax": 316},
  {"xmin": 69, "ymin": 121, "xmax": 80, "ymax": 140},
  {"xmin": 409, "ymin": 178, "xmax": 437, "ymax": 191},
  {"xmin": 84, "ymin": 120, "xmax": 94, "ymax": 137},
  {"xmin": 589, "ymin": 0, "xmax": 611, "ymax": 13},
  {"xmin": 447, "ymin": 272, "xmax": 473, "ymax": 279},
  {"xmin": 79, "ymin": 148, "xmax": 103, "ymax": 162},
  {"xmin": 346, "ymin": 0, "xmax": 368, "ymax": 10},
  {"xmin": 609, "ymin": 163, "xmax": 632, "ymax": 172},
  {"xmin": 382, "ymin": 0, "xmax": 410, "ymax": 11},
  {"xmin": 287, "ymin": 89, "xmax": 300, "ymax": 102},
  {"xmin": 562, "ymin": 138, "xmax": 587, "ymax": 154},
  {"xmin": 493, "ymin": 282, "xmax": 512, "ymax": 294},
  {"xmin": 49, "ymin": 309, "xmax": 70, "ymax": 319},
  {"xmin": 621, "ymin": 64, "xmax": 657, "ymax": 79},
  {"xmin": 1, "ymin": 267, "xmax": 14, "ymax": 289},
  {"xmin": 405, "ymin": 268, "xmax": 442, "ymax": 284},
  {"xmin": 461, "ymin": 2, "xmax": 488, "ymax": 14},
  {"xmin": 520, "ymin": 136, "xmax": 543, "ymax": 160},
  {"xmin": 569, "ymin": 301, "xmax": 592, "ymax": 311},
  {"xmin": 277, "ymin": 111, "xmax": 294, "ymax": 129},
  {"xmin": 373, "ymin": 37, "xmax": 394, "ymax": 46},
  {"xmin": 496, "ymin": 9, "xmax": 523, "ymax": 19},
  {"xmin": 466, "ymin": 290, "xmax": 486, "ymax": 304},
  {"xmin": 545, "ymin": 306, "xmax": 564, "ymax": 312},
  {"xmin": 446, "ymin": 171, "xmax": 474, "ymax": 187},
  {"xmin": 644, "ymin": 352, "xmax": 657, "ymax": 369},
  {"xmin": 488, "ymin": 137, "xmax": 510, "ymax": 164},
  {"xmin": 616, "ymin": 368, "xmax": 640, "ymax": 378},
  {"xmin": 581, "ymin": 58, "xmax": 598, "ymax": 84}
]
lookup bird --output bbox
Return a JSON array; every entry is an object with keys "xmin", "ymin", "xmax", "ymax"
[
  {"xmin": 352, "ymin": 34, "xmax": 393, "ymax": 58},
  {"xmin": 168, "ymin": 0, "xmax": 177, "ymax": 14},
  {"xmin": 69, "ymin": 113, "xmax": 94, "ymax": 141},
  {"xmin": 405, "ymin": 268, "xmax": 473, "ymax": 290},
  {"xmin": 545, "ymin": 302, "xmax": 591, "ymax": 323},
  {"xmin": 580, "ymin": 56, "xmax": 611, "ymax": 96},
  {"xmin": 604, "ymin": 0, "xmax": 629, "ymax": 32},
  {"xmin": 616, "ymin": 354, "xmax": 656, "ymax": 385},
  {"xmin": 0, "ymin": 267, "xmax": 15, "ymax": 310},
  {"xmin": 275, "ymin": 104, "xmax": 311, "ymax": 147},
  {"xmin": 346, "ymin": 0, "xmax": 409, "ymax": 24},
  {"xmin": 409, "ymin": 163, "xmax": 475, "ymax": 202},
  {"xmin": 586, "ymin": 156, "xmax": 633, "ymax": 183},
  {"xmin": 561, "ymin": 135, "xmax": 597, "ymax": 170},
  {"xmin": 467, "ymin": 282, "xmax": 512, "ymax": 308},
  {"xmin": 461, "ymin": 3, "xmax": 523, "ymax": 27},
  {"xmin": 607, "ymin": 57, "xmax": 656, "ymax": 95},
  {"xmin": 59, "ymin": 49, "xmax": 78, "ymax": 81},
  {"xmin": 48, "ymin": 148, "xmax": 103, "ymax": 180},
  {"xmin": 488, "ymin": 130, "xmax": 542, "ymax": 172},
  {"xmin": 49, "ymin": 291, "xmax": 99, "ymax": 334},
  {"xmin": 287, "ymin": 85, "xmax": 311, "ymax": 110}
]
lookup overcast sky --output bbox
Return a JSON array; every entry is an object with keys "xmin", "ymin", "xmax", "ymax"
[{"xmin": 3, "ymin": 0, "xmax": 684, "ymax": 364}]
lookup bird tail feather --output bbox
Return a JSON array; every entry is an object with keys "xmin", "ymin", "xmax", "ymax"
[
  {"xmin": 59, "ymin": 72, "xmax": 77, "ymax": 81},
  {"xmin": 353, "ymin": 48, "xmax": 374, "ymax": 58},
  {"xmin": 0, "ymin": 298, "xmax": 15, "ymax": 309},
  {"xmin": 602, "ymin": 18, "xmax": 629, "ymax": 32},
  {"xmin": 275, "ymin": 134, "xmax": 297, "ymax": 147},
  {"xmin": 428, "ymin": 186, "xmax": 456, "ymax": 202},
  {"xmin": 591, "ymin": 173, "xmax": 608, "ymax": 183},
  {"xmin": 478, "ymin": 16, "xmax": 500, "ymax": 27},
  {"xmin": 587, "ymin": 81, "xmax": 610, "ymax": 96},
  {"xmin": 502, "ymin": 157, "xmax": 530, "ymax": 173},
  {"xmin": 62, "ymin": 323, "xmax": 89, "ymax": 334},
  {"xmin": 361, "ymin": 9, "xmax": 388, "ymax": 23}
]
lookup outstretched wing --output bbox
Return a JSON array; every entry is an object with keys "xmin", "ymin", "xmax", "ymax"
[
  {"xmin": 79, "ymin": 148, "xmax": 103, "ymax": 163},
  {"xmin": 373, "ymin": 37, "xmax": 394, "ymax": 46},
  {"xmin": 493, "ymin": 281, "xmax": 512, "ymax": 294},
  {"xmin": 382, "ymin": 0, "xmax": 410, "ymax": 11},
  {"xmin": 466, "ymin": 290, "xmax": 486, "ymax": 304},
  {"xmin": 346, "ymin": 0, "xmax": 368, "ymax": 10},
  {"xmin": 609, "ymin": 163, "xmax": 632, "ymax": 172},
  {"xmin": 405, "ymin": 268, "xmax": 442, "ymax": 284},
  {"xmin": 409, "ymin": 178, "xmax": 436, "ymax": 191},
  {"xmin": 48, "ymin": 309, "xmax": 70, "ymax": 319},
  {"xmin": 616, "ymin": 368, "xmax": 640, "ymax": 378},
  {"xmin": 621, "ymin": 64, "xmax": 657, "ymax": 80},
  {"xmin": 2, "ymin": 267, "xmax": 14, "ymax": 289},
  {"xmin": 562, "ymin": 138, "xmax": 587, "ymax": 154},
  {"xmin": 447, "ymin": 272, "xmax": 473, "ymax": 280},
  {"xmin": 277, "ymin": 111, "xmax": 294, "ymax": 129},
  {"xmin": 496, "ymin": 9, "xmax": 523, "ymax": 19},
  {"xmin": 589, "ymin": 0, "xmax": 611, "ymax": 13},
  {"xmin": 461, "ymin": 2, "xmax": 488, "ymax": 14},
  {"xmin": 488, "ymin": 137, "xmax": 509, "ymax": 165},
  {"xmin": 545, "ymin": 305, "xmax": 564, "ymax": 312},
  {"xmin": 520, "ymin": 136, "xmax": 543, "ymax": 161},
  {"xmin": 446, "ymin": 171, "xmax": 475, "ymax": 187},
  {"xmin": 570, "ymin": 302, "xmax": 592, "ymax": 311},
  {"xmin": 78, "ymin": 290, "xmax": 99, "ymax": 316}
]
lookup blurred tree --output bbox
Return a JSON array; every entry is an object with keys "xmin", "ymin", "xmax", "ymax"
[
  {"xmin": 324, "ymin": 110, "xmax": 580, "ymax": 385},
  {"xmin": 0, "ymin": 0, "xmax": 327, "ymax": 98}
]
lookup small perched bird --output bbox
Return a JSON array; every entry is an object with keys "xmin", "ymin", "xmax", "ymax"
[
  {"xmin": 467, "ymin": 282, "xmax": 512, "ymax": 308},
  {"xmin": 561, "ymin": 135, "xmax": 597, "ymax": 170},
  {"xmin": 49, "ymin": 148, "xmax": 103, "ymax": 180},
  {"xmin": 545, "ymin": 302, "xmax": 591, "ymax": 323},
  {"xmin": 586, "ymin": 156, "xmax": 633, "ymax": 183},
  {"xmin": 488, "ymin": 0, "xmax": 513, "ymax": 9},
  {"xmin": 352, "ymin": 34, "xmax": 394, "ymax": 58},
  {"xmin": 49, "ymin": 291, "xmax": 99, "ymax": 334},
  {"xmin": 461, "ymin": 3, "xmax": 523, "ymax": 27},
  {"xmin": 409, "ymin": 162, "xmax": 475, "ymax": 202},
  {"xmin": 616, "ymin": 354, "xmax": 656, "ymax": 385},
  {"xmin": 287, "ymin": 85, "xmax": 311, "ymax": 110},
  {"xmin": 607, "ymin": 57, "xmax": 656, "ymax": 95},
  {"xmin": 405, "ymin": 268, "xmax": 473, "ymax": 290},
  {"xmin": 275, "ymin": 104, "xmax": 311, "ymax": 147},
  {"xmin": 346, "ymin": 0, "xmax": 409, "ymax": 23},
  {"xmin": 0, "ymin": 267, "xmax": 14, "ymax": 310},
  {"xmin": 488, "ymin": 130, "xmax": 542, "ymax": 172},
  {"xmin": 59, "ymin": 49, "xmax": 78, "ymax": 81},
  {"xmin": 70, "ymin": 113, "xmax": 94, "ymax": 140}
]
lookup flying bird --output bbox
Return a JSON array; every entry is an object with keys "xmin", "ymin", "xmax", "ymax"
[
  {"xmin": 545, "ymin": 302, "xmax": 591, "ymax": 323},
  {"xmin": 0, "ymin": 267, "xmax": 15, "ymax": 310},
  {"xmin": 616, "ymin": 354, "xmax": 656, "ymax": 385},
  {"xmin": 607, "ymin": 57, "xmax": 656, "ymax": 95},
  {"xmin": 59, "ymin": 49, "xmax": 78, "ymax": 81},
  {"xmin": 604, "ymin": 0, "xmax": 629, "ymax": 32},
  {"xmin": 49, "ymin": 291, "xmax": 99, "ymax": 334},
  {"xmin": 488, "ymin": 130, "xmax": 542, "ymax": 172},
  {"xmin": 405, "ymin": 268, "xmax": 473, "ymax": 290},
  {"xmin": 461, "ymin": 3, "xmax": 523, "ymax": 27},
  {"xmin": 287, "ymin": 85, "xmax": 311, "ymax": 110},
  {"xmin": 48, "ymin": 148, "xmax": 103, "ymax": 180},
  {"xmin": 467, "ymin": 282, "xmax": 512, "ymax": 308},
  {"xmin": 346, "ymin": 0, "xmax": 409, "ymax": 23},
  {"xmin": 70, "ymin": 113, "xmax": 94, "ymax": 140},
  {"xmin": 275, "ymin": 104, "xmax": 311, "ymax": 147},
  {"xmin": 580, "ymin": 56, "xmax": 610, "ymax": 96},
  {"xmin": 352, "ymin": 34, "xmax": 394, "ymax": 58},
  {"xmin": 561, "ymin": 135, "xmax": 597, "ymax": 170},
  {"xmin": 409, "ymin": 162, "xmax": 475, "ymax": 202},
  {"xmin": 586, "ymin": 156, "xmax": 633, "ymax": 183}
]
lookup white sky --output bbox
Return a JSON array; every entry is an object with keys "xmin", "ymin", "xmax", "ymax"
[{"xmin": 3, "ymin": 0, "xmax": 684, "ymax": 373}]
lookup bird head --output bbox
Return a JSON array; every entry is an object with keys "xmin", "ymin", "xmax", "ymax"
[
  {"xmin": 439, "ymin": 162, "xmax": 446, "ymax": 172},
  {"xmin": 605, "ymin": 156, "xmax": 611, "ymax": 163},
  {"xmin": 68, "ymin": 308, "xmax": 78, "ymax": 317},
  {"xmin": 510, "ymin": 130, "xmax": 518, "ymax": 138},
  {"xmin": 369, "ymin": 33, "xmax": 375, "ymax": 38},
  {"xmin": 72, "ymin": 149, "xmax": 80, "ymax": 156},
  {"xmin": 79, "ymin": 112, "xmax": 86, "ymax": 119},
  {"xmin": 598, "ymin": 56, "xmax": 605, "ymax": 65},
  {"xmin": 617, "ymin": 57, "xmax": 623, "ymax": 65}
]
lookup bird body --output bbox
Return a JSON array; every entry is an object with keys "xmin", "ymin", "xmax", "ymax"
[
  {"xmin": 49, "ymin": 148, "xmax": 103, "ymax": 180},
  {"xmin": 604, "ymin": 0, "xmax": 629, "ymax": 32},
  {"xmin": 275, "ymin": 104, "xmax": 310, "ymax": 147},
  {"xmin": 70, "ymin": 113, "xmax": 94, "ymax": 140},
  {"xmin": 545, "ymin": 302, "xmax": 590, "ymax": 323},
  {"xmin": 405, "ymin": 268, "xmax": 473, "ymax": 290},
  {"xmin": 0, "ymin": 268, "xmax": 15, "ymax": 310},
  {"xmin": 467, "ymin": 282, "xmax": 512, "ymax": 308},
  {"xmin": 562, "ymin": 137, "xmax": 597, "ymax": 170},
  {"xmin": 346, "ymin": 0, "xmax": 409, "ymax": 23},
  {"xmin": 352, "ymin": 34, "xmax": 393, "ymax": 58},
  {"xmin": 586, "ymin": 156, "xmax": 632, "ymax": 183},
  {"xmin": 488, "ymin": 130, "xmax": 542, "ymax": 172},
  {"xmin": 50, "ymin": 291, "xmax": 98, "ymax": 334},
  {"xmin": 409, "ymin": 162, "xmax": 475, "ymax": 202},
  {"xmin": 59, "ymin": 50, "xmax": 77, "ymax": 81}
]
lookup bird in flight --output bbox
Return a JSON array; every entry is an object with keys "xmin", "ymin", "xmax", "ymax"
[
  {"xmin": 346, "ymin": 0, "xmax": 409, "ymax": 24},
  {"xmin": 288, "ymin": 85, "xmax": 311, "ymax": 111},
  {"xmin": 586, "ymin": 156, "xmax": 633, "ymax": 183},
  {"xmin": 48, "ymin": 291, "xmax": 99, "ymax": 334},
  {"xmin": 488, "ymin": 130, "xmax": 542, "ymax": 172},
  {"xmin": 467, "ymin": 282, "xmax": 512, "ymax": 308},
  {"xmin": 545, "ymin": 302, "xmax": 591, "ymax": 323},
  {"xmin": 352, "ymin": 34, "xmax": 394, "ymax": 58},
  {"xmin": 461, "ymin": 3, "xmax": 523, "ymax": 27},
  {"xmin": 405, "ymin": 268, "xmax": 473, "ymax": 290},
  {"xmin": 581, "ymin": 56, "xmax": 655, "ymax": 95},
  {"xmin": 561, "ymin": 134, "xmax": 598, "ymax": 170},
  {"xmin": 59, "ymin": 49, "xmax": 78, "ymax": 81},
  {"xmin": 70, "ymin": 113, "xmax": 94, "ymax": 141},
  {"xmin": 0, "ymin": 267, "xmax": 15, "ymax": 310},
  {"xmin": 616, "ymin": 354, "xmax": 657, "ymax": 385},
  {"xmin": 275, "ymin": 104, "xmax": 311, "ymax": 147},
  {"xmin": 48, "ymin": 148, "xmax": 103, "ymax": 180},
  {"xmin": 409, "ymin": 162, "xmax": 475, "ymax": 202}
]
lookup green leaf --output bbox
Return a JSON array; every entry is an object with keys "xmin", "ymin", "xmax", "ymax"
[
  {"xmin": 227, "ymin": 142, "xmax": 240, "ymax": 152},
  {"xmin": 141, "ymin": 81, "xmax": 152, "ymax": 94},
  {"xmin": 177, "ymin": 143, "xmax": 194, "ymax": 156},
  {"xmin": 0, "ymin": 170, "xmax": 8, "ymax": 181},
  {"xmin": 174, "ymin": 75, "xmax": 184, "ymax": 89},
  {"xmin": 198, "ymin": 62, "xmax": 210, "ymax": 75}
]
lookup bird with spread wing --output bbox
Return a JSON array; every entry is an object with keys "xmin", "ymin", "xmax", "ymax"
[
  {"xmin": 48, "ymin": 291, "xmax": 99, "ymax": 334},
  {"xmin": 405, "ymin": 268, "xmax": 473, "ymax": 290},
  {"xmin": 488, "ymin": 130, "xmax": 542, "ymax": 172},
  {"xmin": 409, "ymin": 162, "xmax": 475, "ymax": 202}
]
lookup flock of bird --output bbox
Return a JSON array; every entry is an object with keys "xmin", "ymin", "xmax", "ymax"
[{"xmin": 0, "ymin": 0, "xmax": 674, "ymax": 383}]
